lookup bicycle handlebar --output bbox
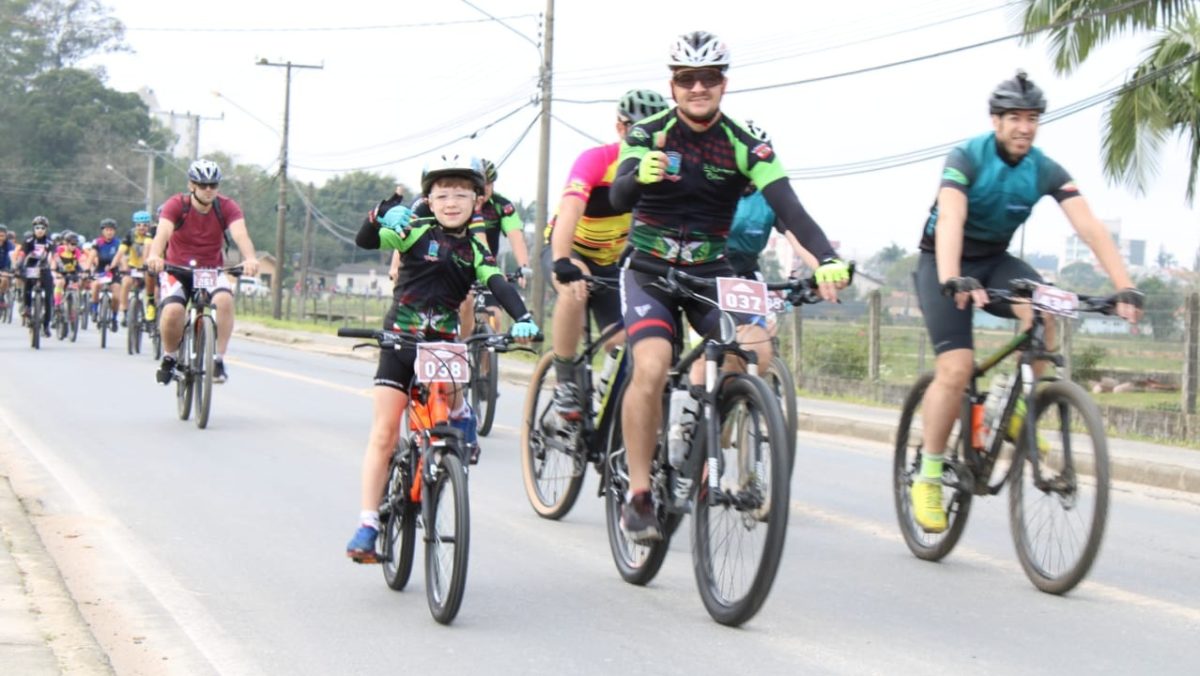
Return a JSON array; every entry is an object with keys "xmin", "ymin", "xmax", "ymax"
[
  {"xmin": 986, "ymin": 279, "xmax": 1118, "ymax": 316},
  {"xmin": 624, "ymin": 256, "xmax": 855, "ymax": 306},
  {"xmin": 163, "ymin": 263, "xmax": 245, "ymax": 277},
  {"xmin": 337, "ymin": 327, "xmax": 545, "ymax": 349}
]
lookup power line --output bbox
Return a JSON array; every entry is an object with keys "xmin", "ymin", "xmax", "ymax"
[
  {"xmin": 495, "ymin": 110, "xmax": 543, "ymax": 168},
  {"xmin": 126, "ymin": 14, "xmax": 540, "ymax": 33},
  {"xmin": 549, "ymin": 113, "xmax": 605, "ymax": 146}
]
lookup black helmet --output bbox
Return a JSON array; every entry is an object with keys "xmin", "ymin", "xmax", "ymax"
[
  {"xmin": 100, "ymin": 218, "xmax": 117, "ymax": 230},
  {"xmin": 989, "ymin": 70, "xmax": 1046, "ymax": 114},
  {"xmin": 32, "ymin": 215, "xmax": 49, "ymax": 228}
]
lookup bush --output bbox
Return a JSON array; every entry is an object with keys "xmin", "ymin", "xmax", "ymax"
[
  {"xmin": 1072, "ymin": 343, "xmax": 1107, "ymax": 384},
  {"xmin": 805, "ymin": 333, "xmax": 868, "ymax": 379}
]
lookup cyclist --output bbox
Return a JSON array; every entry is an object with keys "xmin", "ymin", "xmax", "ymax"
[
  {"xmin": 345, "ymin": 153, "xmax": 538, "ymax": 563},
  {"xmin": 18, "ymin": 216, "xmax": 54, "ymax": 336},
  {"xmin": 52, "ymin": 232, "xmax": 88, "ymax": 306},
  {"xmin": 544, "ymin": 88, "xmax": 669, "ymax": 422},
  {"xmin": 146, "ymin": 159, "xmax": 260, "ymax": 385},
  {"xmin": 89, "ymin": 218, "xmax": 123, "ymax": 329},
  {"xmin": 910, "ymin": 70, "xmax": 1144, "ymax": 533},
  {"xmin": 459, "ymin": 158, "xmax": 531, "ymax": 337},
  {"xmin": 0, "ymin": 225, "xmax": 14, "ymax": 312},
  {"xmin": 609, "ymin": 31, "xmax": 850, "ymax": 542},
  {"xmin": 114, "ymin": 211, "xmax": 156, "ymax": 324}
]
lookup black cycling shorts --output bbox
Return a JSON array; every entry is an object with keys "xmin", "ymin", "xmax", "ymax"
[
  {"xmin": 373, "ymin": 343, "xmax": 418, "ymax": 391},
  {"xmin": 541, "ymin": 246, "xmax": 623, "ymax": 331},
  {"xmin": 619, "ymin": 253, "xmax": 744, "ymax": 347},
  {"xmin": 915, "ymin": 252, "xmax": 1043, "ymax": 355}
]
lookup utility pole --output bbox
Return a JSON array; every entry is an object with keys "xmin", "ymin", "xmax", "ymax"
[
  {"xmin": 258, "ymin": 58, "xmax": 323, "ymax": 319},
  {"xmin": 300, "ymin": 182, "xmax": 315, "ymax": 319},
  {"xmin": 530, "ymin": 0, "xmax": 554, "ymax": 325}
]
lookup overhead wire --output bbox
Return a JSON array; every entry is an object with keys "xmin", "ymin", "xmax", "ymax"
[{"xmin": 126, "ymin": 14, "xmax": 541, "ymax": 33}]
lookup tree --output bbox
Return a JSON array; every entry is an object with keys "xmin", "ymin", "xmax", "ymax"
[
  {"xmin": 883, "ymin": 252, "xmax": 920, "ymax": 291},
  {"xmin": 1021, "ymin": 1, "xmax": 1200, "ymax": 201},
  {"xmin": 1058, "ymin": 261, "xmax": 1110, "ymax": 293},
  {"xmin": 866, "ymin": 242, "xmax": 907, "ymax": 277},
  {"xmin": 1156, "ymin": 244, "xmax": 1178, "ymax": 268},
  {"xmin": 1137, "ymin": 275, "xmax": 1184, "ymax": 339}
]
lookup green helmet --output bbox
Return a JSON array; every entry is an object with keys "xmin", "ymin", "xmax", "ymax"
[
  {"xmin": 618, "ymin": 89, "xmax": 668, "ymax": 123},
  {"xmin": 479, "ymin": 158, "xmax": 498, "ymax": 184}
]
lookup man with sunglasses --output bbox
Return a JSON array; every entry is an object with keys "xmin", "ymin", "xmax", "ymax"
[
  {"xmin": 608, "ymin": 30, "xmax": 851, "ymax": 542},
  {"xmin": 146, "ymin": 159, "xmax": 260, "ymax": 385},
  {"xmin": 88, "ymin": 218, "xmax": 122, "ymax": 329},
  {"xmin": 19, "ymin": 216, "xmax": 55, "ymax": 336}
]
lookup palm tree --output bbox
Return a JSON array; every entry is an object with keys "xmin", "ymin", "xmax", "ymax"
[{"xmin": 1021, "ymin": 1, "xmax": 1200, "ymax": 201}]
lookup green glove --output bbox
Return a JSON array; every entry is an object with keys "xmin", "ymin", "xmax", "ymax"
[
  {"xmin": 815, "ymin": 258, "xmax": 851, "ymax": 285},
  {"xmin": 637, "ymin": 151, "xmax": 668, "ymax": 185}
]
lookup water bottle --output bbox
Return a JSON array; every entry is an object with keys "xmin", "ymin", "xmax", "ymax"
[
  {"xmin": 592, "ymin": 348, "xmax": 620, "ymax": 413},
  {"xmin": 667, "ymin": 387, "xmax": 699, "ymax": 467},
  {"xmin": 981, "ymin": 374, "xmax": 1013, "ymax": 449}
]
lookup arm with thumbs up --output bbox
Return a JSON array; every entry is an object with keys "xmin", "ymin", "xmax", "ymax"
[{"xmin": 610, "ymin": 126, "xmax": 669, "ymax": 211}]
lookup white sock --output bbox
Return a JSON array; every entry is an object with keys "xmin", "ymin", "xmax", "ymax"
[
  {"xmin": 359, "ymin": 510, "xmax": 380, "ymax": 530},
  {"xmin": 165, "ymin": 350, "xmax": 178, "ymax": 360},
  {"xmin": 449, "ymin": 400, "xmax": 470, "ymax": 420}
]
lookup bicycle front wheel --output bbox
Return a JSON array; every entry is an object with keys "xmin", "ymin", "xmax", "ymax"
[
  {"xmin": 127, "ymin": 298, "xmax": 143, "ymax": 354},
  {"xmin": 67, "ymin": 293, "xmax": 79, "ymax": 342},
  {"xmin": 1008, "ymin": 380, "xmax": 1109, "ymax": 595},
  {"xmin": 380, "ymin": 447, "xmax": 417, "ymax": 591},
  {"xmin": 194, "ymin": 315, "xmax": 216, "ymax": 429},
  {"xmin": 425, "ymin": 451, "xmax": 470, "ymax": 625},
  {"xmin": 520, "ymin": 351, "xmax": 586, "ymax": 519},
  {"xmin": 470, "ymin": 328, "xmax": 500, "ymax": 436},
  {"xmin": 893, "ymin": 373, "xmax": 973, "ymax": 561},
  {"xmin": 692, "ymin": 374, "xmax": 790, "ymax": 626},
  {"xmin": 98, "ymin": 300, "xmax": 110, "ymax": 349},
  {"xmin": 30, "ymin": 292, "xmax": 42, "ymax": 349}
]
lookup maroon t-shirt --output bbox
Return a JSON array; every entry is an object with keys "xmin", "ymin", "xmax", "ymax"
[{"xmin": 158, "ymin": 193, "xmax": 244, "ymax": 267}]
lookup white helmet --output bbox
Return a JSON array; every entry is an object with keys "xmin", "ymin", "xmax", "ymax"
[
  {"xmin": 668, "ymin": 31, "xmax": 731, "ymax": 71},
  {"xmin": 187, "ymin": 159, "xmax": 222, "ymax": 183},
  {"xmin": 744, "ymin": 119, "xmax": 771, "ymax": 143},
  {"xmin": 420, "ymin": 152, "xmax": 485, "ymax": 196}
]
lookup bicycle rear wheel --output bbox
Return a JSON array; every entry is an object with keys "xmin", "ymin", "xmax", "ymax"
[
  {"xmin": 1008, "ymin": 380, "xmax": 1109, "ymax": 595},
  {"xmin": 470, "ymin": 327, "xmax": 500, "ymax": 436},
  {"xmin": 176, "ymin": 325, "xmax": 193, "ymax": 420},
  {"xmin": 893, "ymin": 373, "xmax": 973, "ymax": 561},
  {"xmin": 194, "ymin": 315, "xmax": 216, "ymax": 429},
  {"xmin": 425, "ymin": 450, "xmax": 470, "ymax": 624},
  {"xmin": 766, "ymin": 356, "xmax": 798, "ymax": 472},
  {"xmin": 380, "ymin": 446, "xmax": 418, "ymax": 591},
  {"xmin": 30, "ymin": 290, "xmax": 42, "ymax": 349},
  {"xmin": 691, "ymin": 374, "xmax": 790, "ymax": 626},
  {"xmin": 520, "ymin": 351, "xmax": 586, "ymax": 519},
  {"xmin": 602, "ymin": 383, "xmax": 673, "ymax": 586}
]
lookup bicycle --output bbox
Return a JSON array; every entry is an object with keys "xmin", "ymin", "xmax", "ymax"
[
  {"xmin": 520, "ymin": 275, "xmax": 626, "ymax": 520},
  {"xmin": 603, "ymin": 261, "xmax": 831, "ymax": 626},
  {"xmin": 52, "ymin": 271, "xmax": 83, "ymax": 343},
  {"xmin": 125, "ymin": 268, "xmax": 156, "ymax": 355},
  {"xmin": 465, "ymin": 277, "xmax": 515, "ymax": 437},
  {"xmin": 0, "ymin": 273, "xmax": 13, "ymax": 324},
  {"xmin": 337, "ymin": 327, "xmax": 539, "ymax": 624},
  {"xmin": 165, "ymin": 263, "xmax": 241, "ymax": 430},
  {"xmin": 893, "ymin": 279, "xmax": 1117, "ymax": 594},
  {"xmin": 94, "ymin": 271, "xmax": 119, "ymax": 349},
  {"xmin": 24, "ymin": 260, "xmax": 51, "ymax": 349}
]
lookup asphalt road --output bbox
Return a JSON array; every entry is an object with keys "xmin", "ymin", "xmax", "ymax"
[{"xmin": 1, "ymin": 321, "xmax": 1198, "ymax": 675}]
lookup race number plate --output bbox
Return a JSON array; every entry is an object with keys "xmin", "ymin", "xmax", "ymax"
[
  {"xmin": 193, "ymin": 268, "xmax": 220, "ymax": 290},
  {"xmin": 1033, "ymin": 284, "xmax": 1078, "ymax": 318},
  {"xmin": 717, "ymin": 277, "xmax": 769, "ymax": 317},
  {"xmin": 415, "ymin": 342, "xmax": 470, "ymax": 384}
]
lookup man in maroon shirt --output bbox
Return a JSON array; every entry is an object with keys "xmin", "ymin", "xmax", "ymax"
[{"xmin": 146, "ymin": 159, "xmax": 260, "ymax": 384}]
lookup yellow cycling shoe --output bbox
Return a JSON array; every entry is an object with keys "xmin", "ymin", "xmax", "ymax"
[
  {"xmin": 145, "ymin": 303, "xmax": 156, "ymax": 321},
  {"xmin": 911, "ymin": 480, "xmax": 947, "ymax": 533},
  {"xmin": 1006, "ymin": 398, "xmax": 1051, "ymax": 457}
]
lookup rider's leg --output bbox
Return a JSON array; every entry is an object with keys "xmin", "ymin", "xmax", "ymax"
[
  {"xmin": 144, "ymin": 274, "xmax": 158, "ymax": 320},
  {"xmin": 623, "ymin": 337, "xmax": 672, "ymax": 493},
  {"xmin": 118, "ymin": 276, "xmax": 132, "ymax": 314},
  {"xmin": 159, "ymin": 302, "xmax": 186, "ymax": 355},
  {"xmin": 39, "ymin": 272, "xmax": 53, "ymax": 330},
  {"xmin": 348, "ymin": 384, "xmax": 409, "ymax": 561},
  {"xmin": 550, "ymin": 259, "xmax": 590, "ymax": 417},
  {"xmin": 458, "ymin": 292, "xmax": 475, "ymax": 338}
]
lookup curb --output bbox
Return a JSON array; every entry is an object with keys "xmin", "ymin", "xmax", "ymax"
[
  {"xmin": 235, "ymin": 322, "xmax": 1200, "ymax": 495},
  {"xmin": 0, "ymin": 474, "xmax": 113, "ymax": 675}
]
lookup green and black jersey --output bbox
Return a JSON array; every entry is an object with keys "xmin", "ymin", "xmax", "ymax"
[{"xmin": 610, "ymin": 109, "xmax": 835, "ymax": 265}]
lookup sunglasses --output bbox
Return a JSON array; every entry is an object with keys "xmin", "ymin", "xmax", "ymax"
[
  {"xmin": 672, "ymin": 69, "xmax": 724, "ymax": 89},
  {"xmin": 33, "ymin": 225, "xmax": 47, "ymax": 230},
  {"xmin": 196, "ymin": 182, "xmax": 219, "ymax": 190}
]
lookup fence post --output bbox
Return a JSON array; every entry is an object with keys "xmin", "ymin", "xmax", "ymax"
[
  {"xmin": 868, "ymin": 290, "xmax": 881, "ymax": 392},
  {"xmin": 1184, "ymin": 292, "xmax": 1199, "ymax": 416},
  {"xmin": 1060, "ymin": 317, "xmax": 1073, "ymax": 382}
]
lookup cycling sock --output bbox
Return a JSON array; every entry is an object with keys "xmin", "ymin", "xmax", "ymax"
[
  {"xmin": 359, "ymin": 510, "xmax": 380, "ymax": 530},
  {"xmin": 449, "ymin": 399, "xmax": 470, "ymax": 420},
  {"xmin": 553, "ymin": 355, "xmax": 575, "ymax": 384},
  {"xmin": 164, "ymin": 351, "xmax": 178, "ymax": 360},
  {"xmin": 920, "ymin": 453, "xmax": 944, "ymax": 481}
]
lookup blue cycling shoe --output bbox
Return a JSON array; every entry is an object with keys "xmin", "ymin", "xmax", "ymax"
[{"xmin": 346, "ymin": 526, "xmax": 379, "ymax": 564}]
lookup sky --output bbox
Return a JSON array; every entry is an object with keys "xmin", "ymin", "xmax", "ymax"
[{"xmin": 84, "ymin": 0, "xmax": 1200, "ymax": 267}]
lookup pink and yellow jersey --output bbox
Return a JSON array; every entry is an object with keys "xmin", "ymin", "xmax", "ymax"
[{"xmin": 546, "ymin": 143, "xmax": 631, "ymax": 266}]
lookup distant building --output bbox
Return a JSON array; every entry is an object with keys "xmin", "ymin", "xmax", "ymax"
[{"xmin": 1062, "ymin": 218, "xmax": 1145, "ymax": 271}]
